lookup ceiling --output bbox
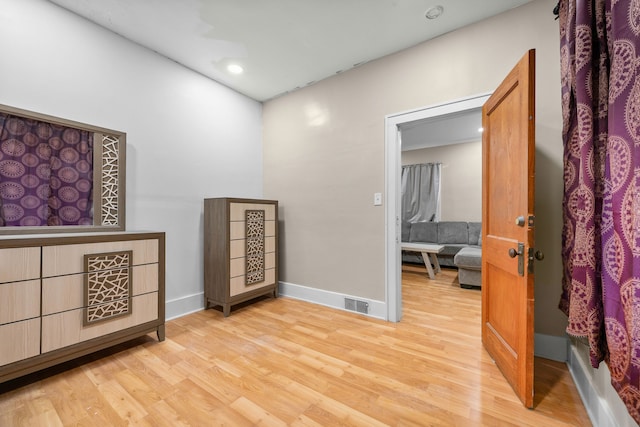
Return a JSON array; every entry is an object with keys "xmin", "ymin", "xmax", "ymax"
[{"xmin": 47, "ymin": 0, "xmax": 532, "ymax": 102}]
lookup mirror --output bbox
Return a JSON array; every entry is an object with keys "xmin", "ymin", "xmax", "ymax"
[{"xmin": 0, "ymin": 103, "xmax": 126, "ymax": 235}]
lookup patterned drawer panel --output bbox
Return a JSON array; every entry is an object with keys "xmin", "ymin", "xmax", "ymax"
[
  {"xmin": 0, "ymin": 280, "xmax": 40, "ymax": 325},
  {"xmin": 0, "ymin": 248, "xmax": 40, "ymax": 284},
  {"xmin": 42, "ymin": 264, "xmax": 158, "ymax": 315},
  {"xmin": 0, "ymin": 319, "xmax": 40, "ymax": 367},
  {"xmin": 41, "ymin": 292, "xmax": 158, "ymax": 353},
  {"xmin": 42, "ymin": 239, "xmax": 158, "ymax": 277},
  {"xmin": 230, "ymin": 268, "xmax": 276, "ymax": 297},
  {"xmin": 229, "ymin": 203, "xmax": 276, "ymax": 221}
]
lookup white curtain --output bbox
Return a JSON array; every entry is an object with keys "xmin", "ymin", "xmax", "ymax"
[{"xmin": 401, "ymin": 163, "xmax": 441, "ymax": 223}]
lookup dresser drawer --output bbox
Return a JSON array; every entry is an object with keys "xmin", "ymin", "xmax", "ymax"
[
  {"xmin": 42, "ymin": 239, "xmax": 159, "ymax": 277},
  {"xmin": 230, "ymin": 268, "xmax": 276, "ymax": 297},
  {"xmin": 0, "ymin": 247, "xmax": 40, "ymax": 284},
  {"xmin": 230, "ymin": 203, "xmax": 276, "ymax": 221},
  {"xmin": 0, "ymin": 280, "xmax": 40, "ymax": 325},
  {"xmin": 0, "ymin": 319, "xmax": 40, "ymax": 367},
  {"xmin": 41, "ymin": 292, "xmax": 158, "ymax": 353},
  {"xmin": 230, "ymin": 236, "xmax": 276, "ymax": 259},
  {"xmin": 42, "ymin": 263, "xmax": 159, "ymax": 315}
]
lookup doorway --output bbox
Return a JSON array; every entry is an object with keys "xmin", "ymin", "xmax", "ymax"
[{"xmin": 384, "ymin": 94, "xmax": 490, "ymax": 322}]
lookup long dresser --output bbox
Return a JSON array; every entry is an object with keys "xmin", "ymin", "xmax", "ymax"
[{"xmin": 0, "ymin": 231, "xmax": 165, "ymax": 384}]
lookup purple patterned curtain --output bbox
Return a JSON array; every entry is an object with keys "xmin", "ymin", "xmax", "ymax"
[
  {"xmin": 0, "ymin": 113, "xmax": 93, "ymax": 226},
  {"xmin": 559, "ymin": 0, "xmax": 640, "ymax": 421}
]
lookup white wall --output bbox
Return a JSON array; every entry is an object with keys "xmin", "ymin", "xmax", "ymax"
[
  {"xmin": 402, "ymin": 141, "xmax": 482, "ymax": 222},
  {"xmin": 0, "ymin": 0, "xmax": 264, "ymax": 318}
]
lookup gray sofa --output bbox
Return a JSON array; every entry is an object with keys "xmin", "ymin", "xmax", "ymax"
[{"xmin": 402, "ymin": 221, "xmax": 482, "ymax": 288}]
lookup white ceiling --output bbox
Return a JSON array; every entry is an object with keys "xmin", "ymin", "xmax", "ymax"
[{"xmin": 47, "ymin": 0, "xmax": 532, "ymax": 102}]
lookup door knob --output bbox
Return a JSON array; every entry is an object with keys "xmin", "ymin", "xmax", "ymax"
[
  {"xmin": 508, "ymin": 247, "xmax": 523, "ymax": 258},
  {"xmin": 515, "ymin": 216, "xmax": 526, "ymax": 227},
  {"xmin": 535, "ymin": 250, "xmax": 544, "ymax": 260}
]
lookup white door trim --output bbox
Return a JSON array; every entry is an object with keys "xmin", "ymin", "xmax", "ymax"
[{"xmin": 384, "ymin": 93, "xmax": 491, "ymax": 322}]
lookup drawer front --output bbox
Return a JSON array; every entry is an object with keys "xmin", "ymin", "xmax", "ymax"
[
  {"xmin": 42, "ymin": 239, "xmax": 159, "ymax": 277},
  {"xmin": 229, "ymin": 202, "xmax": 276, "ymax": 221},
  {"xmin": 0, "ymin": 247, "xmax": 40, "ymax": 283},
  {"xmin": 41, "ymin": 292, "xmax": 158, "ymax": 353},
  {"xmin": 0, "ymin": 318, "xmax": 40, "ymax": 367},
  {"xmin": 230, "ymin": 252, "xmax": 276, "ymax": 278},
  {"xmin": 230, "ymin": 236, "xmax": 276, "ymax": 259},
  {"xmin": 230, "ymin": 268, "xmax": 276, "ymax": 297},
  {"xmin": 0, "ymin": 280, "xmax": 41, "ymax": 325},
  {"xmin": 230, "ymin": 220, "xmax": 276, "ymax": 240},
  {"xmin": 42, "ymin": 264, "xmax": 159, "ymax": 315}
]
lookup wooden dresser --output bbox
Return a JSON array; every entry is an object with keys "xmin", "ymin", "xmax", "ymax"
[
  {"xmin": 204, "ymin": 198, "xmax": 278, "ymax": 316},
  {"xmin": 0, "ymin": 231, "xmax": 165, "ymax": 384}
]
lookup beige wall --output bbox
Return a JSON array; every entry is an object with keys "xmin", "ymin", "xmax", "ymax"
[
  {"xmin": 402, "ymin": 142, "xmax": 482, "ymax": 222},
  {"xmin": 263, "ymin": 0, "xmax": 566, "ymax": 336}
]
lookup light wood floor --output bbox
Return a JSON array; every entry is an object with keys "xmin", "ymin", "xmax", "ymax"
[{"xmin": 0, "ymin": 265, "xmax": 590, "ymax": 426}]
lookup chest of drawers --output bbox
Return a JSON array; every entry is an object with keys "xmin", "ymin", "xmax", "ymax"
[{"xmin": 204, "ymin": 198, "xmax": 278, "ymax": 316}]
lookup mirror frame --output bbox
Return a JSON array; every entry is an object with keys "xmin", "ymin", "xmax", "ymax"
[{"xmin": 0, "ymin": 103, "xmax": 126, "ymax": 235}]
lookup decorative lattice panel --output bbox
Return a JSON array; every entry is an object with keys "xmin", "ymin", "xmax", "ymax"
[
  {"xmin": 84, "ymin": 251, "xmax": 132, "ymax": 325},
  {"xmin": 101, "ymin": 135, "xmax": 119, "ymax": 226},
  {"xmin": 245, "ymin": 210, "xmax": 265, "ymax": 285}
]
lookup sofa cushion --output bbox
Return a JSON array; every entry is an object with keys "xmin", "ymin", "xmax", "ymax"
[
  {"xmin": 468, "ymin": 222, "xmax": 481, "ymax": 246},
  {"xmin": 401, "ymin": 221, "xmax": 411, "ymax": 242},
  {"xmin": 437, "ymin": 222, "xmax": 469, "ymax": 245},
  {"xmin": 440, "ymin": 244, "xmax": 466, "ymax": 257},
  {"xmin": 454, "ymin": 247, "xmax": 482, "ymax": 269},
  {"xmin": 409, "ymin": 222, "xmax": 438, "ymax": 243}
]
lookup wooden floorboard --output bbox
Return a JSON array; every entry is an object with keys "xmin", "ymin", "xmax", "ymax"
[{"xmin": 0, "ymin": 264, "xmax": 591, "ymax": 426}]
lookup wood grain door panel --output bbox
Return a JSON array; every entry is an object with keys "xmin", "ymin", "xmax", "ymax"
[{"xmin": 481, "ymin": 49, "xmax": 536, "ymax": 408}]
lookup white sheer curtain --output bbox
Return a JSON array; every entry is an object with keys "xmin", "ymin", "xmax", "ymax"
[{"xmin": 401, "ymin": 163, "xmax": 441, "ymax": 223}]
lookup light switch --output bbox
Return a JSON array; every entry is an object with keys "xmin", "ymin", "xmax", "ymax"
[{"xmin": 374, "ymin": 192, "xmax": 383, "ymax": 206}]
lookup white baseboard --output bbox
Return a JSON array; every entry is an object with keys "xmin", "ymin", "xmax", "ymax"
[
  {"xmin": 278, "ymin": 281, "xmax": 387, "ymax": 320},
  {"xmin": 567, "ymin": 341, "xmax": 637, "ymax": 427},
  {"xmin": 534, "ymin": 333, "xmax": 567, "ymax": 362},
  {"xmin": 165, "ymin": 292, "xmax": 205, "ymax": 320}
]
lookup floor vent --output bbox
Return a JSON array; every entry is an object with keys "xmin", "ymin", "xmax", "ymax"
[{"xmin": 344, "ymin": 298, "xmax": 369, "ymax": 314}]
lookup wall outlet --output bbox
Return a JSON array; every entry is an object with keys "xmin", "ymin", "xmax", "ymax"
[{"xmin": 374, "ymin": 192, "xmax": 382, "ymax": 206}]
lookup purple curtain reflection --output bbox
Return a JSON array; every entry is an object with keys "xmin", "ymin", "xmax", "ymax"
[{"xmin": 0, "ymin": 113, "xmax": 93, "ymax": 227}]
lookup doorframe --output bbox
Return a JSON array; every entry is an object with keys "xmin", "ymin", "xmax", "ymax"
[{"xmin": 384, "ymin": 93, "xmax": 491, "ymax": 322}]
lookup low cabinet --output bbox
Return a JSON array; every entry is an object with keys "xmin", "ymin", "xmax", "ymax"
[{"xmin": 0, "ymin": 232, "xmax": 165, "ymax": 383}]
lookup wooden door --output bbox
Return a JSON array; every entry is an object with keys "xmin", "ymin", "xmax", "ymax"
[{"xmin": 481, "ymin": 50, "xmax": 536, "ymax": 408}]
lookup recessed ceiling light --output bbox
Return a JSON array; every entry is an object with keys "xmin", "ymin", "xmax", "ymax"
[
  {"xmin": 227, "ymin": 64, "xmax": 244, "ymax": 75},
  {"xmin": 425, "ymin": 5, "xmax": 444, "ymax": 20}
]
